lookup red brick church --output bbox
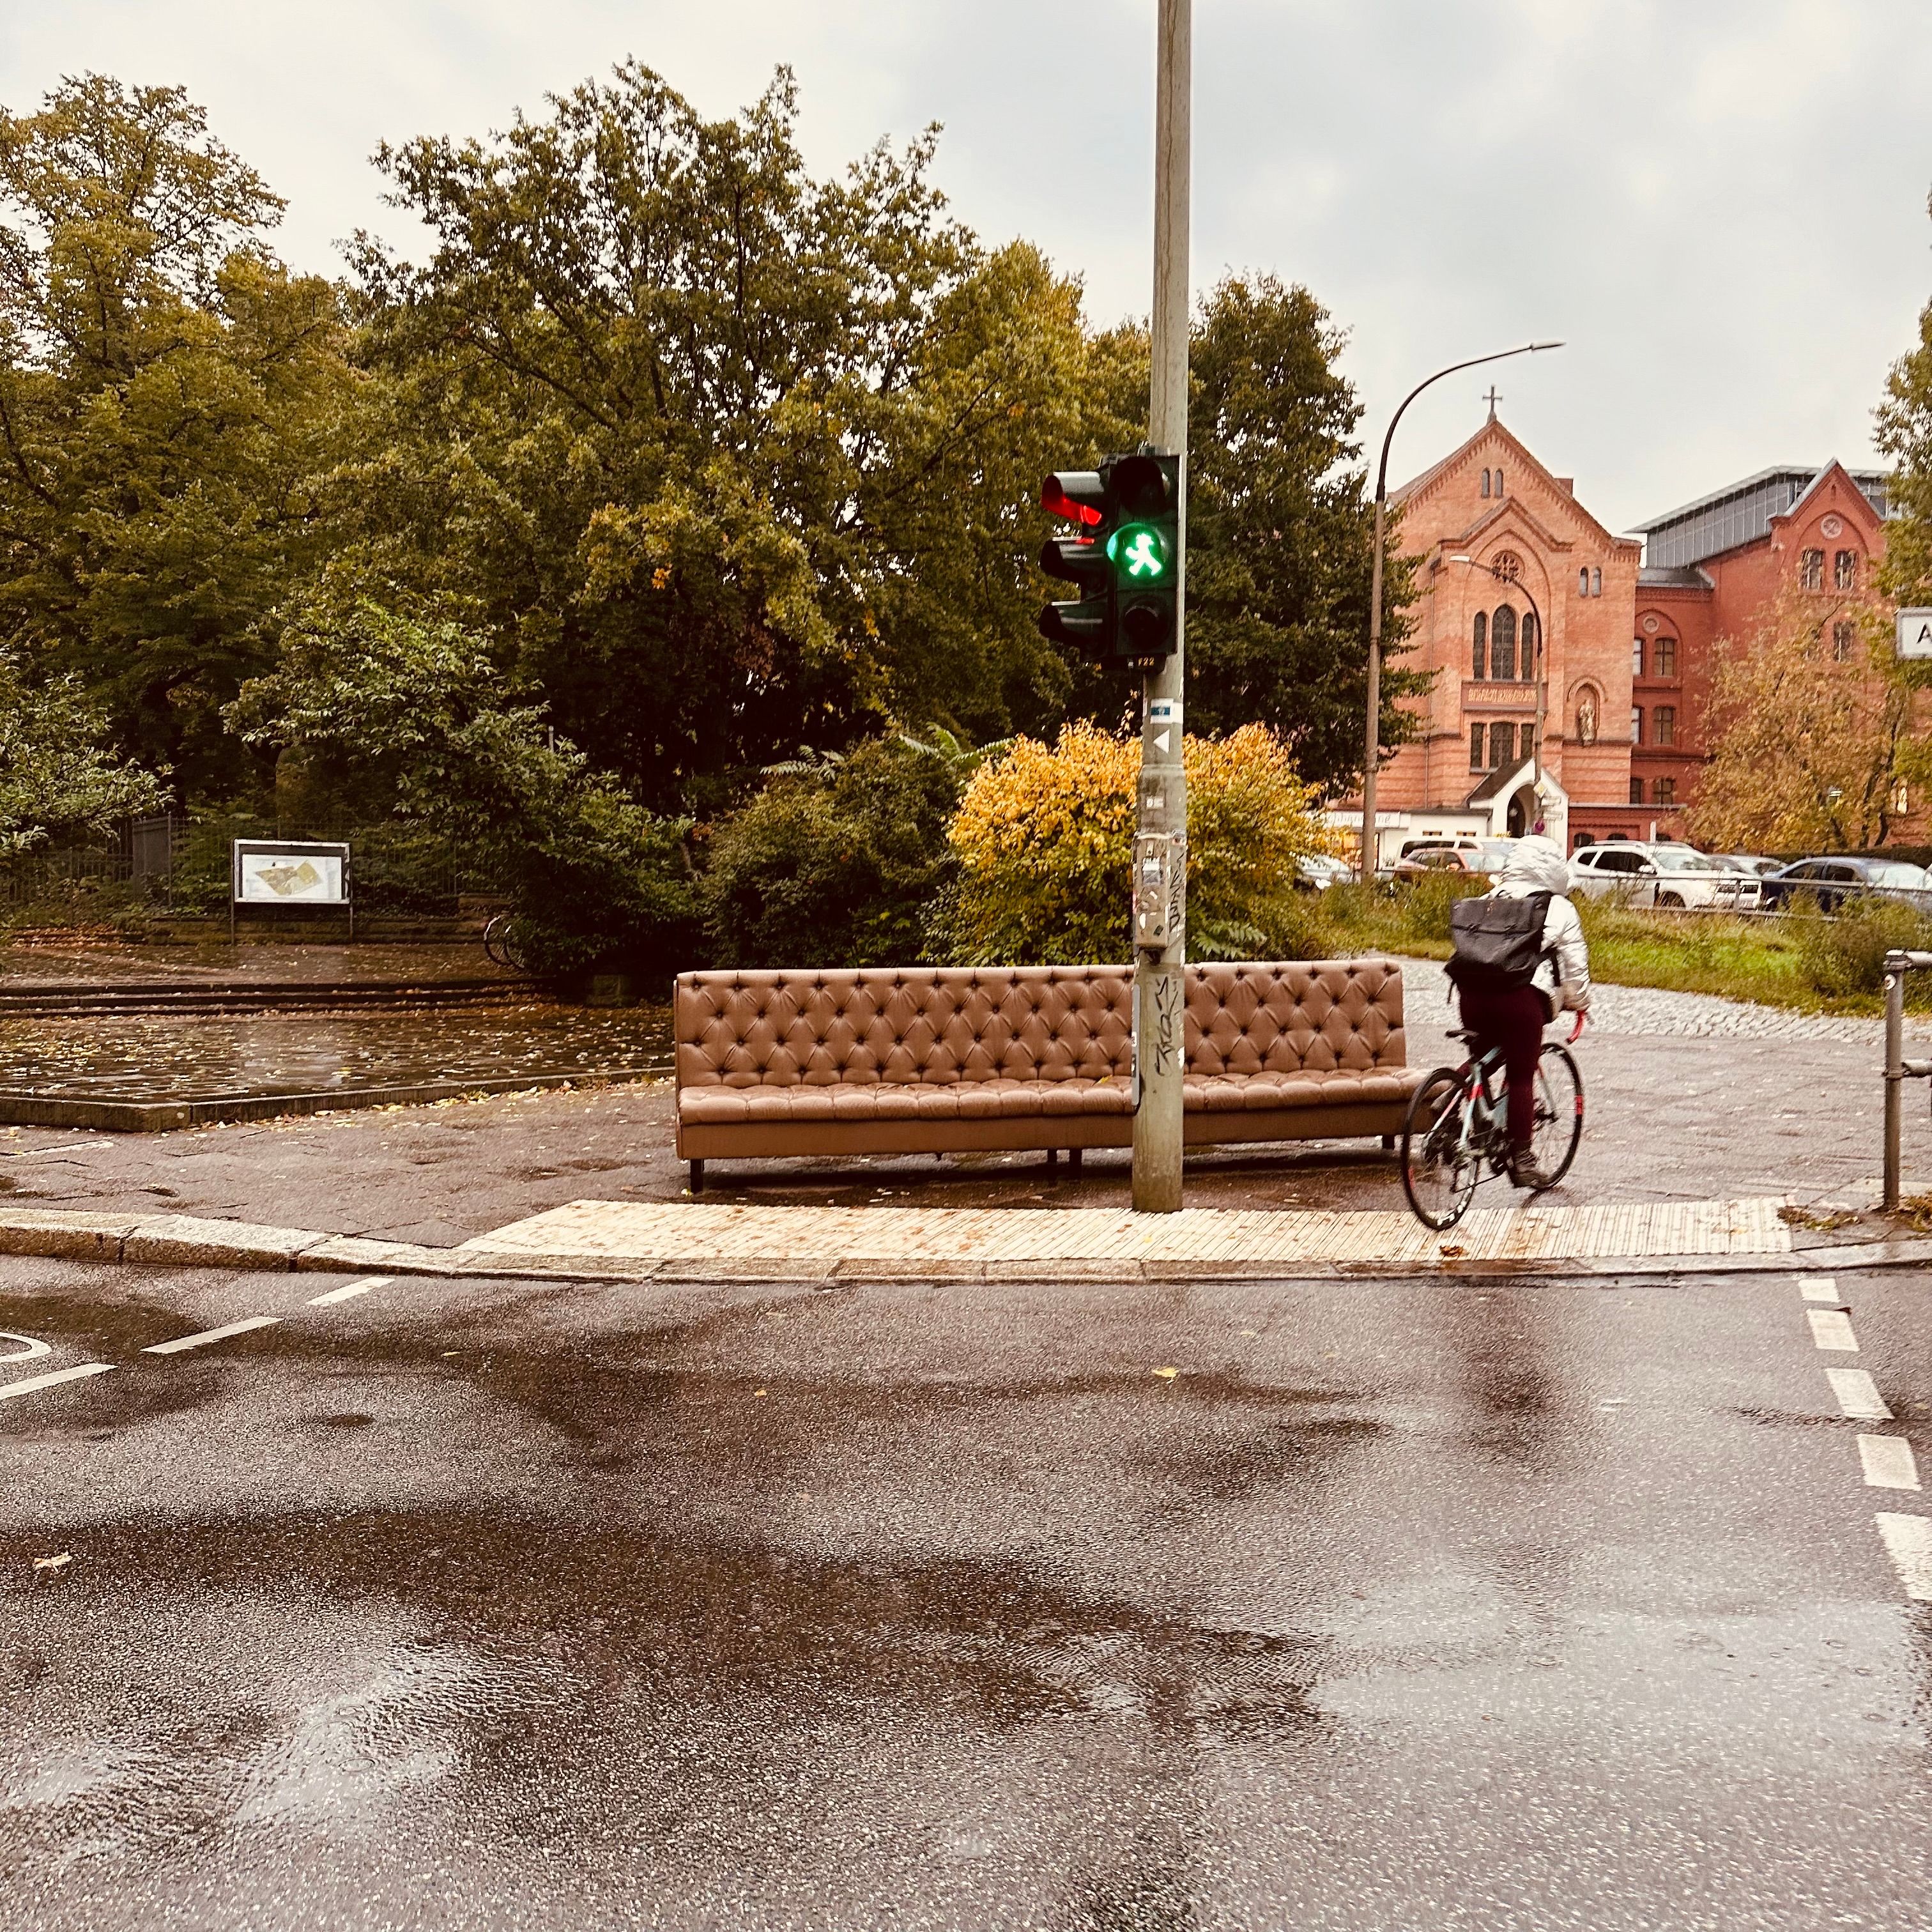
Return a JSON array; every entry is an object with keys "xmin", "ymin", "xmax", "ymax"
[{"xmin": 1342, "ymin": 406, "xmax": 1891, "ymax": 859}]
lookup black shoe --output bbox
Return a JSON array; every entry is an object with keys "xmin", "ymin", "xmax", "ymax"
[{"xmin": 1509, "ymin": 1153, "xmax": 1556, "ymax": 1190}]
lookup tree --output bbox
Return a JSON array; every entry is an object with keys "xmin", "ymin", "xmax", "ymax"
[
  {"xmin": 1877, "ymin": 198, "xmax": 1932, "ymax": 610},
  {"xmin": 0, "ymin": 652, "xmax": 165, "ymax": 853},
  {"xmin": 0, "ymin": 75, "xmax": 362, "ymax": 795},
  {"xmin": 940, "ymin": 719, "xmax": 1331, "ymax": 964},
  {"xmin": 229, "ymin": 601, "xmax": 698, "ymax": 974},
  {"xmin": 1685, "ymin": 588, "xmax": 1917, "ymax": 852},
  {"xmin": 343, "ymin": 63, "xmax": 1126, "ymax": 816},
  {"xmin": 1060, "ymin": 277, "xmax": 1422, "ymax": 795}
]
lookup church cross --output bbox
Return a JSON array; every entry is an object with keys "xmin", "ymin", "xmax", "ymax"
[{"xmin": 1483, "ymin": 385, "xmax": 1502, "ymax": 420}]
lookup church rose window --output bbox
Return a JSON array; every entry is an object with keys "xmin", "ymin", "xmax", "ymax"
[
  {"xmin": 1800, "ymin": 548, "xmax": 1825, "ymax": 590},
  {"xmin": 1471, "ymin": 610, "xmax": 1487, "ymax": 678},
  {"xmin": 1492, "ymin": 550, "xmax": 1522, "ymax": 582},
  {"xmin": 1491, "ymin": 605, "xmax": 1517, "ymax": 680}
]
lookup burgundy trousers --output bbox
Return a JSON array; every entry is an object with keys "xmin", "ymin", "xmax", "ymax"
[{"xmin": 1455, "ymin": 982, "xmax": 1548, "ymax": 1152}]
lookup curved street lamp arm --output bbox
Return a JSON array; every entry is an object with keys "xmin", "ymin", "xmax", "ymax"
[{"xmin": 1374, "ymin": 341, "xmax": 1563, "ymax": 503}]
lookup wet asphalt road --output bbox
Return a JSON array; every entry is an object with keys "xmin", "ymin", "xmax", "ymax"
[{"xmin": 3, "ymin": 1257, "xmax": 1931, "ymax": 1930}]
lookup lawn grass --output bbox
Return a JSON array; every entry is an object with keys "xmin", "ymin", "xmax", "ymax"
[{"xmin": 1304, "ymin": 879, "xmax": 1932, "ymax": 1016}]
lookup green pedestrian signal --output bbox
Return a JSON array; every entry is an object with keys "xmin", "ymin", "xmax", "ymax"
[
  {"xmin": 1109, "ymin": 523, "xmax": 1169, "ymax": 581},
  {"xmin": 1034, "ymin": 448, "xmax": 1181, "ymax": 670}
]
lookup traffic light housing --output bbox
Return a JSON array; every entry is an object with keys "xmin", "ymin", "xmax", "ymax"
[{"xmin": 1036, "ymin": 449, "xmax": 1181, "ymax": 671}]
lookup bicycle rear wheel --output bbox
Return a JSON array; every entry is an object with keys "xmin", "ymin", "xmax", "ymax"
[
  {"xmin": 1526, "ymin": 1041, "xmax": 1584, "ymax": 1190},
  {"xmin": 1401, "ymin": 1066, "xmax": 1480, "ymax": 1230}
]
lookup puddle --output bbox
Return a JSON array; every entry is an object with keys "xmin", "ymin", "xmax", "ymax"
[{"xmin": 0, "ymin": 1005, "xmax": 673, "ymax": 1101}]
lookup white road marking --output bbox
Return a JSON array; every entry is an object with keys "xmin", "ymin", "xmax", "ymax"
[
  {"xmin": 1797, "ymin": 1274, "xmax": 1839, "ymax": 1303},
  {"xmin": 0, "ymin": 1331, "xmax": 52, "ymax": 1364},
  {"xmin": 1874, "ymin": 1513, "xmax": 1932, "ymax": 1601},
  {"xmin": 305, "ymin": 1276, "xmax": 390, "ymax": 1307},
  {"xmin": 1828, "ymin": 1368, "xmax": 1893, "ymax": 1420},
  {"xmin": 1807, "ymin": 1307, "xmax": 1859, "ymax": 1352},
  {"xmin": 1859, "ymin": 1436, "xmax": 1921, "ymax": 1491},
  {"xmin": 0, "ymin": 1362, "xmax": 113, "ymax": 1402},
  {"xmin": 142, "ymin": 1315, "xmax": 280, "ymax": 1355}
]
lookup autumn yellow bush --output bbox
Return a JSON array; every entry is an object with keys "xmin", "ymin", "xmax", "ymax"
[{"xmin": 939, "ymin": 719, "xmax": 1333, "ymax": 963}]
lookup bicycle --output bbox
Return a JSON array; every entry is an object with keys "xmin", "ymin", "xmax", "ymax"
[{"xmin": 1399, "ymin": 1020, "xmax": 1585, "ymax": 1230}]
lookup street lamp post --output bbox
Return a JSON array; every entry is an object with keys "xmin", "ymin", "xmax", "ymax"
[
  {"xmin": 1359, "ymin": 342, "xmax": 1561, "ymax": 877},
  {"xmin": 1451, "ymin": 554, "xmax": 1545, "ymax": 827}
]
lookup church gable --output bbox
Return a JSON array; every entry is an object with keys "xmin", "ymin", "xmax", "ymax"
[{"xmin": 1395, "ymin": 417, "xmax": 1635, "ymax": 555}]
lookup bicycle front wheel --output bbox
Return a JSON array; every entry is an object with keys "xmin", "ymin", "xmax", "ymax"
[
  {"xmin": 1401, "ymin": 1066, "xmax": 1480, "ymax": 1230},
  {"xmin": 1526, "ymin": 1041, "xmax": 1584, "ymax": 1190}
]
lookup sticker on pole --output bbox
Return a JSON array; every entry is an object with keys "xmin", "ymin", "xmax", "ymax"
[{"xmin": 1897, "ymin": 610, "xmax": 1932, "ymax": 659}]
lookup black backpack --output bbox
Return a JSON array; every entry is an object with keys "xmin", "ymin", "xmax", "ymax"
[{"xmin": 1446, "ymin": 891, "xmax": 1552, "ymax": 992}]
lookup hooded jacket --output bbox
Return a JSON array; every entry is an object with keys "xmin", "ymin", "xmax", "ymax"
[{"xmin": 1487, "ymin": 836, "xmax": 1591, "ymax": 1012}]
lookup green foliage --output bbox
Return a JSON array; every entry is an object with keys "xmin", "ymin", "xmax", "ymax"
[
  {"xmin": 342, "ymin": 64, "xmax": 1131, "ymax": 816},
  {"xmin": 1179, "ymin": 276, "xmax": 1424, "ymax": 793},
  {"xmin": 229, "ymin": 601, "xmax": 698, "ymax": 974},
  {"xmin": 1788, "ymin": 896, "xmax": 1932, "ymax": 998},
  {"xmin": 0, "ymin": 75, "xmax": 363, "ymax": 793},
  {"xmin": 0, "ymin": 652, "xmax": 166, "ymax": 853},
  {"xmin": 698, "ymin": 737, "xmax": 962, "ymax": 967}
]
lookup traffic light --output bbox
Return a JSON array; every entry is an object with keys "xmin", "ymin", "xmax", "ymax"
[
  {"xmin": 1036, "ymin": 450, "xmax": 1181, "ymax": 670},
  {"xmin": 1037, "ymin": 469, "xmax": 1112, "ymax": 653}
]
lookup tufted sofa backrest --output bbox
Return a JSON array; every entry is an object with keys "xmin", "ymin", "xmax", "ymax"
[{"xmin": 675, "ymin": 962, "xmax": 1405, "ymax": 1091}]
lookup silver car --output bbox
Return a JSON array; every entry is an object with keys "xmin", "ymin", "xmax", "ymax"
[{"xmin": 1568, "ymin": 842, "xmax": 1763, "ymax": 910}]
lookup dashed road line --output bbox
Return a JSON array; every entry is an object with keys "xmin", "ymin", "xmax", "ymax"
[
  {"xmin": 305, "ymin": 1276, "xmax": 390, "ymax": 1307},
  {"xmin": 142, "ymin": 1315, "xmax": 281, "ymax": 1356},
  {"xmin": 1797, "ymin": 1274, "xmax": 1840, "ymax": 1303},
  {"xmin": 1874, "ymin": 1513, "xmax": 1932, "ymax": 1602},
  {"xmin": 1859, "ymin": 1436, "xmax": 1921, "ymax": 1491},
  {"xmin": 1807, "ymin": 1307, "xmax": 1859, "ymax": 1352},
  {"xmin": 0, "ymin": 1362, "xmax": 114, "ymax": 1401},
  {"xmin": 1827, "ymin": 1367, "xmax": 1893, "ymax": 1421}
]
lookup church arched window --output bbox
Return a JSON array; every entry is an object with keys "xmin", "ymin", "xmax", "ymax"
[
  {"xmin": 1471, "ymin": 610, "xmax": 1487, "ymax": 678},
  {"xmin": 1480, "ymin": 468, "xmax": 1491, "ymax": 498},
  {"xmin": 1591, "ymin": 567, "xmax": 1602, "ymax": 597},
  {"xmin": 1495, "ymin": 468, "xmax": 1504, "ymax": 496},
  {"xmin": 1491, "ymin": 605, "xmax": 1517, "ymax": 681},
  {"xmin": 1521, "ymin": 611, "xmax": 1538, "ymax": 668},
  {"xmin": 1578, "ymin": 568, "xmax": 1590, "ymax": 597}
]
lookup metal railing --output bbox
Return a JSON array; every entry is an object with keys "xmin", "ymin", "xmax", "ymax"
[{"xmin": 1882, "ymin": 948, "xmax": 1932, "ymax": 1209}]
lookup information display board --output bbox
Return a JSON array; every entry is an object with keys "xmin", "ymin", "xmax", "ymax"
[{"xmin": 231, "ymin": 840, "xmax": 351, "ymax": 905}]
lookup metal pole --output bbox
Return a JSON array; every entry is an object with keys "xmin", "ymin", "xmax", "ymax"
[
  {"xmin": 1133, "ymin": 0, "xmax": 1190, "ymax": 1215},
  {"xmin": 1359, "ymin": 342, "xmax": 1562, "ymax": 879},
  {"xmin": 1885, "ymin": 959, "xmax": 1905, "ymax": 1211}
]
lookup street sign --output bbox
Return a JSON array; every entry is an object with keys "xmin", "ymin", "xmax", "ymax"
[{"xmin": 1897, "ymin": 610, "xmax": 1932, "ymax": 659}]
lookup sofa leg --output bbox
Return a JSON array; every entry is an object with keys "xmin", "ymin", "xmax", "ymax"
[
  {"xmin": 1380, "ymin": 1135, "xmax": 1395, "ymax": 1151},
  {"xmin": 1046, "ymin": 1147, "xmax": 1059, "ymax": 1176},
  {"xmin": 689, "ymin": 1159, "xmax": 705, "ymax": 1194},
  {"xmin": 1069, "ymin": 1147, "xmax": 1084, "ymax": 1176}
]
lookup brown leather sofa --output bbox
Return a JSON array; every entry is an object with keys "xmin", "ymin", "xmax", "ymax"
[{"xmin": 673, "ymin": 961, "xmax": 1422, "ymax": 1188}]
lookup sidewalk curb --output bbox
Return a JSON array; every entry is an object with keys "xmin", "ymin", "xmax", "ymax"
[{"xmin": 2, "ymin": 1207, "xmax": 1929, "ymax": 1285}]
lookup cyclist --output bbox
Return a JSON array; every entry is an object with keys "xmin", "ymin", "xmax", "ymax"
[{"xmin": 1445, "ymin": 835, "xmax": 1591, "ymax": 1189}]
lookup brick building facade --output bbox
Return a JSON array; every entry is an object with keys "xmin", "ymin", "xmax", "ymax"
[{"xmin": 1339, "ymin": 413, "xmax": 1892, "ymax": 859}]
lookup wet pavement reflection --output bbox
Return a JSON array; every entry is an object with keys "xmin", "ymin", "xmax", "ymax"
[{"xmin": 0, "ymin": 1004, "xmax": 672, "ymax": 1100}]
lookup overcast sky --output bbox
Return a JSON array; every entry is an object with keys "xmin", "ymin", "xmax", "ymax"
[{"xmin": 6, "ymin": 1, "xmax": 1931, "ymax": 537}]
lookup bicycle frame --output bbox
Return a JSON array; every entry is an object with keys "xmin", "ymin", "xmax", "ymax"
[{"xmin": 1438, "ymin": 1046, "xmax": 1512, "ymax": 1174}]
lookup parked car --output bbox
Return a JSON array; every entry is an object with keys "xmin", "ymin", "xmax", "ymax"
[
  {"xmin": 1294, "ymin": 852, "xmax": 1357, "ymax": 892},
  {"xmin": 1390, "ymin": 836, "xmax": 1516, "ymax": 883},
  {"xmin": 1758, "ymin": 855, "xmax": 1932, "ymax": 915},
  {"xmin": 1714, "ymin": 853, "xmax": 1783, "ymax": 879},
  {"xmin": 1568, "ymin": 842, "xmax": 1763, "ymax": 910}
]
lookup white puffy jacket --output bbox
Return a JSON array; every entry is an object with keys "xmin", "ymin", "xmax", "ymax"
[{"xmin": 1488, "ymin": 836, "xmax": 1592, "ymax": 1013}]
